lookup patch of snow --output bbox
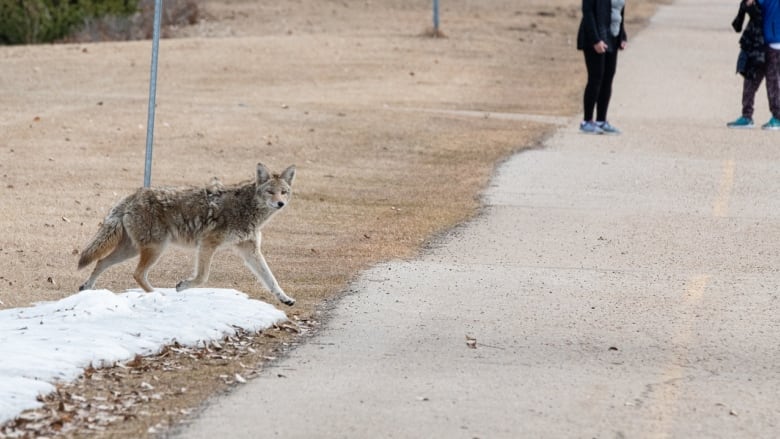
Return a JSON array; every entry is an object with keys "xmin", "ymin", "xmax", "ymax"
[{"xmin": 0, "ymin": 288, "xmax": 287, "ymax": 424}]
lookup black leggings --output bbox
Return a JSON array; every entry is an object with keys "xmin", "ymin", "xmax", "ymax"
[{"xmin": 583, "ymin": 48, "xmax": 618, "ymax": 122}]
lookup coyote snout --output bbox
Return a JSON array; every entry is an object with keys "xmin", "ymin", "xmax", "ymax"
[
  {"xmin": 77, "ymin": 163, "xmax": 297, "ymax": 306},
  {"xmin": 269, "ymin": 195, "xmax": 287, "ymax": 209}
]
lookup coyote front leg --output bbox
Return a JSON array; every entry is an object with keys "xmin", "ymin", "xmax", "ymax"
[{"xmin": 234, "ymin": 239, "xmax": 295, "ymax": 306}]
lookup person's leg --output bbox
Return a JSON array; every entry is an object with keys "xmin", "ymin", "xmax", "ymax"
[
  {"xmin": 742, "ymin": 72, "xmax": 763, "ymax": 119},
  {"xmin": 595, "ymin": 49, "xmax": 618, "ymax": 122},
  {"xmin": 765, "ymin": 48, "xmax": 780, "ymax": 120},
  {"xmin": 583, "ymin": 49, "xmax": 605, "ymax": 122}
]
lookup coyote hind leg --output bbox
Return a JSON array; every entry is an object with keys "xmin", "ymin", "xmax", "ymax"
[
  {"xmin": 79, "ymin": 234, "xmax": 138, "ymax": 291},
  {"xmin": 133, "ymin": 245, "xmax": 165, "ymax": 292}
]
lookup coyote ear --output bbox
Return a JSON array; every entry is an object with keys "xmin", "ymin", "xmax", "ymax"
[
  {"xmin": 280, "ymin": 165, "xmax": 296, "ymax": 185},
  {"xmin": 256, "ymin": 163, "xmax": 271, "ymax": 184}
]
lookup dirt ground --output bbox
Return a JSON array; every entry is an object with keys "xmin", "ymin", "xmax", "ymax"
[{"xmin": 0, "ymin": 0, "xmax": 666, "ymax": 437}]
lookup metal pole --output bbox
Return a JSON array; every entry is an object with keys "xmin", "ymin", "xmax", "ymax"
[
  {"xmin": 144, "ymin": 0, "xmax": 163, "ymax": 187},
  {"xmin": 433, "ymin": 0, "xmax": 439, "ymax": 34}
]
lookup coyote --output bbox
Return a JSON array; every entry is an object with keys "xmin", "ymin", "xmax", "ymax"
[{"xmin": 77, "ymin": 163, "xmax": 297, "ymax": 306}]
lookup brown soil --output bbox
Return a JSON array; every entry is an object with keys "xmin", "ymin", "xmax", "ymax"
[{"xmin": 0, "ymin": 0, "xmax": 667, "ymax": 437}]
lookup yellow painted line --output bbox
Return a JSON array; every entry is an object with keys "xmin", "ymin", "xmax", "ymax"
[
  {"xmin": 682, "ymin": 274, "xmax": 709, "ymax": 305},
  {"xmin": 649, "ymin": 159, "xmax": 732, "ymax": 431},
  {"xmin": 653, "ymin": 274, "xmax": 710, "ymax": 435},
  {"xmin": 712, "ymin": 159, "xmax": 735, "ymax": 217}
]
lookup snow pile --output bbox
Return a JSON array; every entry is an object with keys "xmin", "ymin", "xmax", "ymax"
[{"xmin": 0, "ymin": 288, "xmax": 287, "ymax": 424}]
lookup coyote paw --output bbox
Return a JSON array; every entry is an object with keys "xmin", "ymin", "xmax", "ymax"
[
  {"xmin": 175, "ymin": 280, "xmax": 189, "ymax": 292},
  {"xmin": 276, "ymin": 291, "xmax": 295, "ymax": 306}
]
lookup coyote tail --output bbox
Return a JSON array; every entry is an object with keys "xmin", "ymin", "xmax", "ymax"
[{"xmin": 77, "ymin": 209, "xmax": 124, "ymax": 270}]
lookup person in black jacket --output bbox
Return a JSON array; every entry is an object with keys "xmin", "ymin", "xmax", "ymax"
[
  {"xmin": 577, "ymin": 0, "xmax": 627, "ymax": 135},
  {"xmin": 727, "ymin": 0, "xmax": 765, "ymax": 128}
]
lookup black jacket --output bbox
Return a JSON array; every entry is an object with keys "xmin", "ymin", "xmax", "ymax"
[
  {"xmin": 733, "ymin": 0, "xmax": 765, "ymax": 79},
  {"xmin": 577, "ymin": 0, "xmax": 627, "ymax": 52}
]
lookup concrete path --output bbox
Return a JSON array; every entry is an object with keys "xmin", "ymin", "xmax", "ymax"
[{"xmin": 176, "ymin": 1, "xmax": 780, "ymax": 437}]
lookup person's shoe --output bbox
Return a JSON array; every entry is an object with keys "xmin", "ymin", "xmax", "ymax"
[
  {"xmin": 580, "ymin": 120, "xmax": 604, "ymax": 134},
  {"xmin": 596, "ymin": 121, "xmax": 621, "ymax": 135},
  {"xmin": 726, "ymin": 116, "xmax": 754, "ymax": 129},
  {"xmin": 761, "ymin": 117, "xmax": 780, "ymax": 130}
]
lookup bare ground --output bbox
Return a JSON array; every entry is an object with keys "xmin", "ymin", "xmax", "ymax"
[{"xmin": 0, "ymin": 0, "xmax": 666, "ymax": 437}]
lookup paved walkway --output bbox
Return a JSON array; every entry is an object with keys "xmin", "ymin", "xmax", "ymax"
[{"xmin": 176, "ymin": 1, "xmax": 780, "ymax": 437}]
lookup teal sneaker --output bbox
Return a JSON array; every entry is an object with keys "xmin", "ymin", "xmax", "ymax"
[
  {"xmin": 762, "ymin": 117, "xmax": 780, "ymax": 130},
  {"xmin": 727, "ymin": 116, "xmax": 754, "ymax": 129},
  {"xmin": 596, "ymin": 121, "xmax": 621, "ymax": 135},
  {"xmin": 579, "ymin": 120, "xmax": 604, "ymax": 134}
]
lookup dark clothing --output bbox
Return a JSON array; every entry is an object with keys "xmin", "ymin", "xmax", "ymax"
[
  {"xmin": 766, "ymin": 47, "xmax": 780, "ymax": 117},
  {"xmin": 741, "ymin": 70, "xmax": 765, "ymax": 118},
  {"xmin": 578, "ymin": 0, "xmax": 626, "ymax": 122},
  {"xmin": 577, "ymin": 0, "xmax": 627, "ymax": 53},
  {"xmin": 733, "ymin": 0, "xmax": 765, "ymax": 79},
  {"xmin": 757, "ymin": 0, "xmax": 780, "ymax": 118},
  {"xmin": 583, "ymin": 47, "xmax": 618, "ymax": 122}
]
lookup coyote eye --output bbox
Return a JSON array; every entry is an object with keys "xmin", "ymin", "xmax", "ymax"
[{"xmin": 281, "ymin": 190, "xmax": 289, "ymax": 195}]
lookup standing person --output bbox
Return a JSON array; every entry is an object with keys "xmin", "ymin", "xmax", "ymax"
[
  {"xmin": 755, "ymin": 0, "xmax": 780, "ymax": 129},
  {"xmin": 577, "ymin": 0, "xmax": 628, "ymax": 135},
  {"xmin": 727, "ymin": 0, "xmax": 765, "ymax": 129}
]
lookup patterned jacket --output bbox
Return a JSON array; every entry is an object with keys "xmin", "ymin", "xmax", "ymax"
[{"xmin": 733, "ymin": 0, "xmax": 765, "ymax": 79}]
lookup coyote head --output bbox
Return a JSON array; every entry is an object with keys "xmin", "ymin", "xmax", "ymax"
[{"xmin": 256, "ymin": 163, "xmax": 295, "ymax": 210}]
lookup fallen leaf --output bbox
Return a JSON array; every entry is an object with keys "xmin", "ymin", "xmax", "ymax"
[{"xmin": 125, "ymin": 355, "xmax": 143, "ymax": 368}]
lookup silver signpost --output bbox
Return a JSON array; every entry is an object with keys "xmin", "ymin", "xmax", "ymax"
[
  {"xmin": 144, "ymin": 0, "xmax": 163, "ymax": 187},
  {"xmin": 433, "ymin": 0, "xmax": 440, "ymax": 35}
]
